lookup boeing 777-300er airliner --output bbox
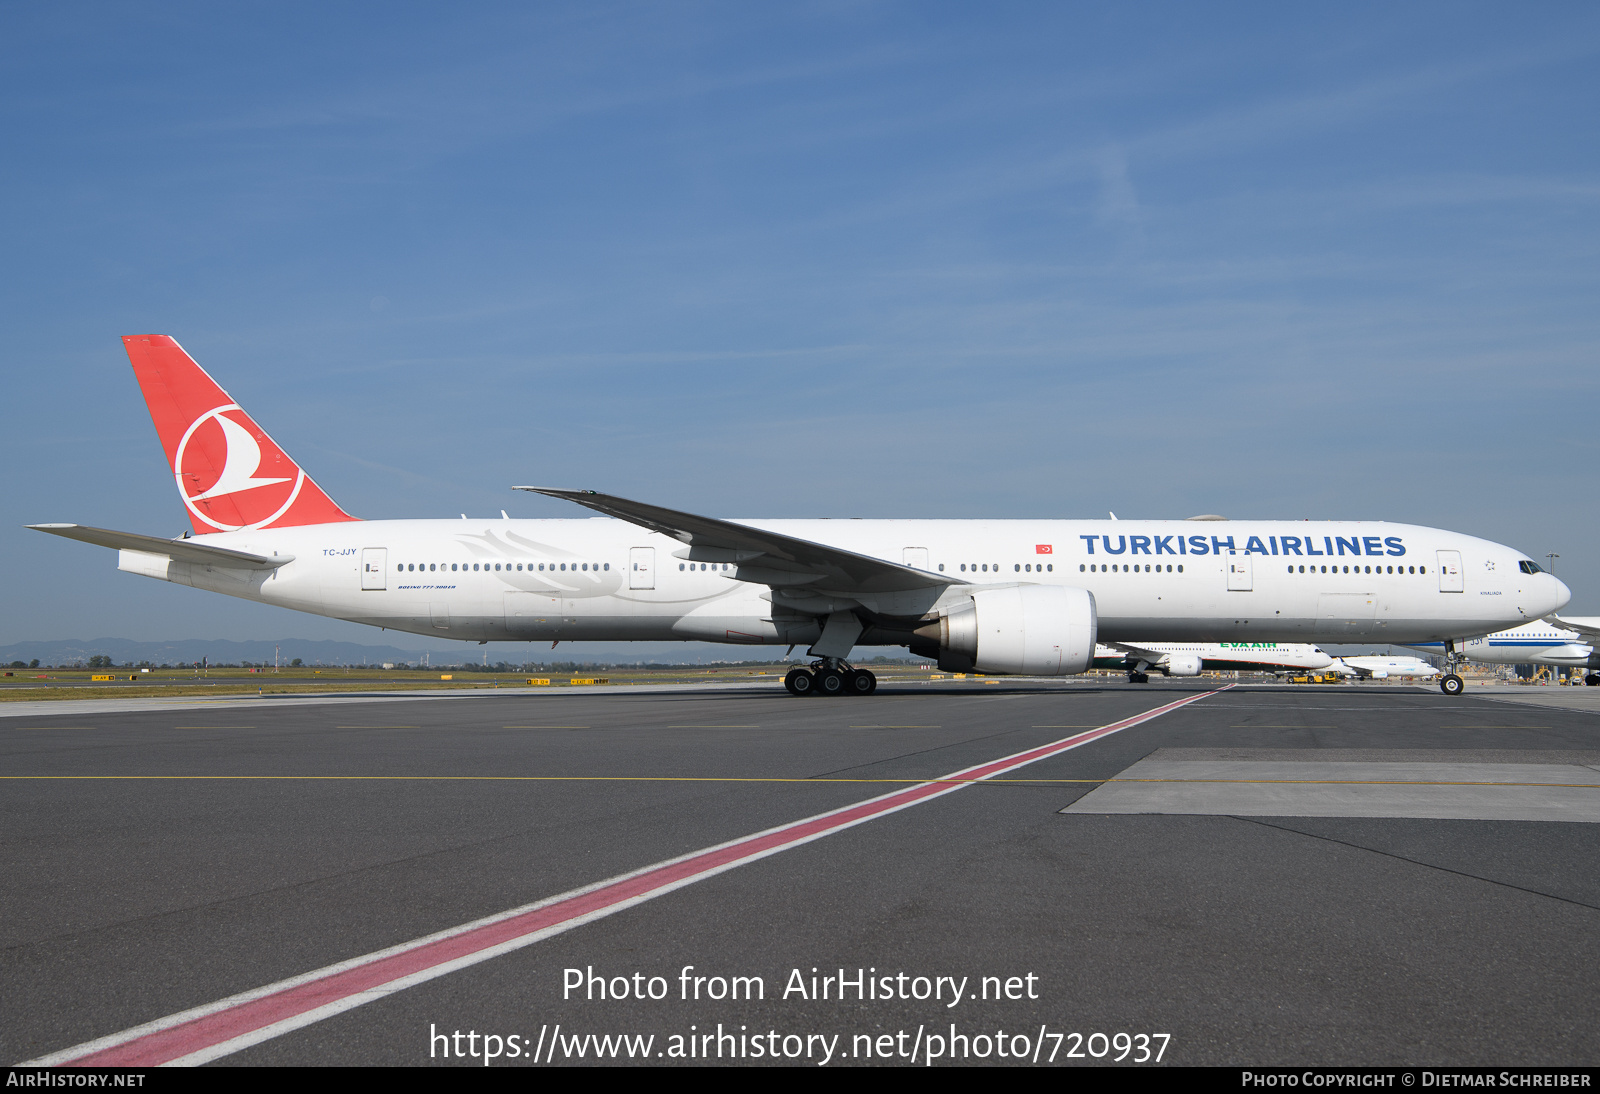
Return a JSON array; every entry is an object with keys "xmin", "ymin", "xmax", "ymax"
[
  {"xmin": 1404, "ymin": 617, "xmax": 1600, "ymax": 686},
  {"xmin": 28, "ymin": 337, "xmax": 1571, "ymax": 697}
]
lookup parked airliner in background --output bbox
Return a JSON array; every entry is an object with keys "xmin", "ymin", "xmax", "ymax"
[
  {"xmin": 28, "ymin": 337, "xmax": 1570, "ymax": 696},
  {"xmin": 1404, "ymin": 617, "xmax": 1600, "ymax": 686},
  {"xmin": 1328, "ymin": 655, "xmax": 1440, "ymax": 681},
  {"xmin": 1093, "ymin": 642, "xmax": 1334, "ymax": 682}
]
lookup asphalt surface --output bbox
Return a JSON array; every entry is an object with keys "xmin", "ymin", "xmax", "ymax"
[{"xmin": 4, "ymin": 680, "xmax": 1600, "ymax": 1067}]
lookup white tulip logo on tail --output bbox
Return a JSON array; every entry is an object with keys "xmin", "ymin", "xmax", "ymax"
[{"xmin": 174, "ymin": 404, "xmax": 306, "ymax": 531}]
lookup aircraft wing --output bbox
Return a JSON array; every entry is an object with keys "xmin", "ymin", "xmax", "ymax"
[
  {"xmin": 513, "ymin": 488, "xmax": 961, "ymax": 596},
  {"xmin": 1102, "ymin": 641, "xmax": 1167, "ymax": 665},
  {"xmin": 28, "ymin": 524, "xmax": 293, "ymax": 570},
  {"xmin": 1546, "ymin": 615, "xmax": 1600, "ymax": 641}
]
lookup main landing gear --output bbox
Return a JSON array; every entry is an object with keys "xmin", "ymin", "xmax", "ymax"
[
  {"xmin": 1587, "ymin": 673, "xmax": 1600, "ymax": 687},
  {"xmin": 784, "ymin": 659, "xmax": 878, "ymax": 697}
]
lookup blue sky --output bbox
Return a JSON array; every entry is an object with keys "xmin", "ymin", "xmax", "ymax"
[{"xmin": 2, "ymin": 3, "xmax": 1597, "ymax": 650}]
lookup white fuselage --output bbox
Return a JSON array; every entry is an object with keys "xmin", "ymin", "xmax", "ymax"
[
  {"xmin": 115, "ymin": 516, "xmax": 1570, "ymax": 651},
  {"xmin": 1331, "ymin": 655, "xmax": 1440, "ymax": 679},
  {"xmin": 1094, "ymin": 643, "xmax": 1334, "ymax": 673},
  {"xmin": 1404, "ymin": 619, "xmax": 1600, "ymax": 669}
]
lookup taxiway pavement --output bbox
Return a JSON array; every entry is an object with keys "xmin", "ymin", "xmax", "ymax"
[{"xmin": 5, "ymin": 680, "xmax": 1599, "ymax": 1066}]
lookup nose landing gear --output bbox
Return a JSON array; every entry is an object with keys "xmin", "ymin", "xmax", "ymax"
[
  {"xmin": 1439, "ymin": 638, "xmax": 1465, "ymax": 696},
  {"xmin": 784, "ymin": 658, "xmax": 877, "ymax": 696}
]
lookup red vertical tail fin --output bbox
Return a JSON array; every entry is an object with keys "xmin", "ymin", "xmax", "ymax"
[{"xmin": 122, "ymin": 335, "xmax": 359, "ymax": 533}]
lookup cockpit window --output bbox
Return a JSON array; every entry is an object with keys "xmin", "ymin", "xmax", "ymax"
[{"xmin": 1519, "ymin": 560, "xmax": 1544, "ymax": 574}]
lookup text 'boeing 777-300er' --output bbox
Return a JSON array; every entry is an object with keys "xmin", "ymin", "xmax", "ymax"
[{"xmin": 28, "ymin": 336, "xmax": 1572, "ymax": 697}]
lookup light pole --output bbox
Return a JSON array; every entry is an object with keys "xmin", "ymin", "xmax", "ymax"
[{"xmin": 1547, "ymin": 553, "xmax": 1559, "ymax": 575}]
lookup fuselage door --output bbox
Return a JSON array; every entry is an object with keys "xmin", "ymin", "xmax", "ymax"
[
  {"xmin": 629, "ymin": 547, "xmax": 655, "ymax": 590},
  {"xmin": 1436, "ymin": 550, "xmax": 1464, "ymax": 593},
  {"xmin": 903, "ymin": 547, "xmax": 930, "ymax": 571},
  {"xmin": 361, "ymin": 548, "xmax": 387, "ymax": 591},
  {"xmin": 1227, "ymin": 552, "xmax": 1253, "ymax": 591}
]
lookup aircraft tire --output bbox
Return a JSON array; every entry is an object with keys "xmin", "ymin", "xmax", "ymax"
[
  {"xmin": 1440, "ymin": 673, "xmax": 1465, "ymax": 696},
  {"xmin": 815, "ymin": 668, "xmax": 847, "ymax": 696},
  {"xmin": 848, "ymin": 670, "xmax": 877, "ymax": 695},
  {"xmin": 784, "ymin": 668, "xmax": 816, "ymax": 696},
  {"xmin": 1586, "ymin": 673, "xmax": 1600, "ymax": 687},
  {"xmin": 1129, "ymin": 672, "xmax": 1149, "ymax": 684}
]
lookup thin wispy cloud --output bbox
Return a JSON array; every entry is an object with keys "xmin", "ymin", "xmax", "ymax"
[{"xmin": 2, "ymin": 2, "xmax": 1597, "ymax": 646}]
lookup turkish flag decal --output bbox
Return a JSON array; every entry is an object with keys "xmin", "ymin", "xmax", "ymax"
[{"xmin": 1036, "ymin": 544, "xmax": 1053, "ymax": 554}]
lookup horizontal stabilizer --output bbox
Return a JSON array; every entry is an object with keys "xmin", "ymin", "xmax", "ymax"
[{"xmin": 28, "ymin": 524, "xmax": 293, "ymax": 570}]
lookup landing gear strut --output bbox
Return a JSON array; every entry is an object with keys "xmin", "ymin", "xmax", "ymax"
[
  {"xmin": 784, "ymin": 658, "xmax": 877, "ymax": 697},
  {"xmin": 1439, "ymin": 638, "xmax": 1465, "ymax": 696}
]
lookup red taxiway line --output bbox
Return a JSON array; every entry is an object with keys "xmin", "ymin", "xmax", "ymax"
[{"xmin": 26, "ymin": 686, "xmax": 1228, "ymax": 1067}]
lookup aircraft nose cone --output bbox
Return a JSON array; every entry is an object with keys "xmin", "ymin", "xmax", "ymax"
[{"xmin": 1548, "ymin": 575, "xmax": 1572, "ymax": 614}]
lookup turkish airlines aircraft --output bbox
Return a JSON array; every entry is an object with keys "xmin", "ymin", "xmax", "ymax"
[
  {"xmin": 29, "ymin": 336, "xmax": 1571, "ymax": 697},
  {"xmin": 1093, "ymin": 642, "xmax": 1334, "ymax": 682},
  {"xmin": 1403, "ymin": 617, "xmax": 1600, "ymax": 685}
]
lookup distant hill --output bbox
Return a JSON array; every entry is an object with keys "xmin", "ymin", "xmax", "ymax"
[
  {"xmin": 0, "ymin": 637, "xmax": 451, "ymax": 668},
  {"xmin": 0, "ymin": 637, "xmax": 836, "ymax": 668}
]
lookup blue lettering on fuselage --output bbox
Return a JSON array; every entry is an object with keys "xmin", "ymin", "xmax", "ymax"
[{"xmin": 1074, "ymin": 530, "xmax": 1405, "ymax": 557}]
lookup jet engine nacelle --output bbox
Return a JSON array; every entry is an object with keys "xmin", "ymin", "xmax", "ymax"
[
  {"xmin": 921, "ymin": 586, "xmax": 1097, "ymax": 676},
  {"xmin": 1163, "ymin": 653, "xmax": 1203, "ymax": 677}
]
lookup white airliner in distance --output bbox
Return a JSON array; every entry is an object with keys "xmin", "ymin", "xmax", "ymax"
[
  {"xmin": 1403, "ymin": 617, "xmax": 1600, "ymax": 685},
  {"xmin": 1093, "ymin": 642, "xmax": 1334, "ymax": 682},
  {"xmin": 1327, "ymin": 655, "xmax": 1440, "ymax": 681},
  {"xmin": 29, "ymin": 337, "xmax": 1571, "ymax": 697}
]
